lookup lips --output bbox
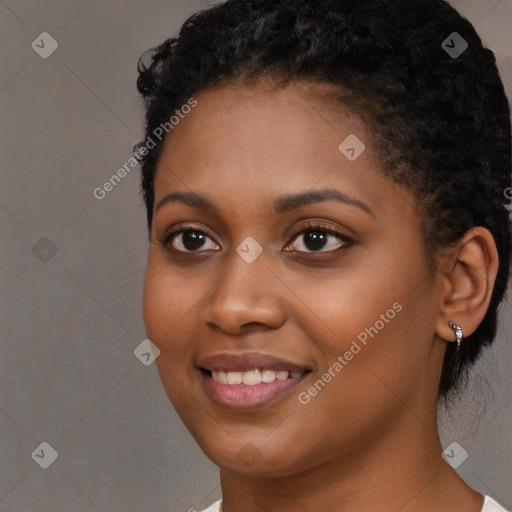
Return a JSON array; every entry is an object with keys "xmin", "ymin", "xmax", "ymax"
[
  {"xmin": 197, "ymin": 352, "xmax": 312, "ymax": 410},
  {"xmin": 198, "ymin": 352, "xmax": 311, "ymax": 373}
]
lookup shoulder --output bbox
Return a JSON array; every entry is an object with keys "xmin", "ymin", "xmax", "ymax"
[
  {"xmin": 198, "ymin": 499, "xmax": 222, "ymax": 512},
  {"xmin": 482, "ymin": 496, "xmax": 510, "ymax": 512}
]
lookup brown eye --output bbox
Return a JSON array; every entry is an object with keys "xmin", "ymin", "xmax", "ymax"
[
  {"xmin": 285, "ymin": 226, "xmax": 352, "ymax": 253},
  {"xmin": 165, "ymin": 229, "xmax": 220, "ymax": 253}
]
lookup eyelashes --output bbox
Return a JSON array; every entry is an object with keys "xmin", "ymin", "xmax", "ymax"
[
  {"xmin": 162, "ymin": 227, "xmax": 220, "ymax": 253},
  {"xmin": 283, "ymin": 224, "xmax": 353, "ymax": 253},
  {"xmin": 157, "ymin": 222, "xmax": 354, "ymax": 256}
]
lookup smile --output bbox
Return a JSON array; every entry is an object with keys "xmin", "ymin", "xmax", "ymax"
[{"xmin": 197, "ymin": 353, "xmax": 312, "ymax": 410}]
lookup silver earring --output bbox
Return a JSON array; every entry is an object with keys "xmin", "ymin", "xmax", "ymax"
[{"xmin": 448, "ymin": 321, "xmax": 463, "ymax": 349}]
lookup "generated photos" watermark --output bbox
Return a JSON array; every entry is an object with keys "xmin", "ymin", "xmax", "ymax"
[{"xmin": 298, "ymin": 302, "xmax": 403, "ymax": 404}]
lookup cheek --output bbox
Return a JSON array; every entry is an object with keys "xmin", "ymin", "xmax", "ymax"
[
  {"xmin": 285, "ymin": 255, "xmax": 407, "ymax": 356},
  {"xmin": 142, "ymin": 260, "xmax": 174, "ymax": 342},
  {"xmin": 142, "ymin": 249, "xmax": 198, "ymax": 341},
  {"xmin": 142, "ymin": 252, "xmax": 200, "ymax": 407},
  {"xmin": 297, "ymin": 244, "xmax": 435, "ymax": 396}
]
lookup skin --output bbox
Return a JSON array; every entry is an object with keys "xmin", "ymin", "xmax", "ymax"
[{"xmin": 142, "ymin": 81, "xmax": 498, "ymax": 512}]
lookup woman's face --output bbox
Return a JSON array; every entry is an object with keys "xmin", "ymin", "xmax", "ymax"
[{"xmin": 143, "ymin": 82, "xmax": 446, "ymax": 476}]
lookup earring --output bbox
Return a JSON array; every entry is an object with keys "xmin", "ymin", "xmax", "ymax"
[{"xmin": 448, "ymin": 321, "xmax": 463, "ymax": 349}]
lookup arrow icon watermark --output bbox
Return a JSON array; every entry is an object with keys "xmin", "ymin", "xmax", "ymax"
[
  {"xmin": 31, "ymin": 442, "xmax": 58, "ymax": 469},
  {"xmin": 134, "ymin": 339, "xmax": 161, "ymax": 366},
  {"xmin": 31, "ymin": 32, "xmax": 59, "ymax": 59},
  {"xmin": 442, "ymin": 441, "xmax": 468, "ymax": 469},
  {"xmin": 338, "ymin": 134, "xmax": 366, "ymax": 161},
  {"xmin": 236, "ymin": 236, "xmax": 263, "ymax": 263},
  {"xmin": 441, "ymin": 32, "xmax": 468, "ymax": 59}
]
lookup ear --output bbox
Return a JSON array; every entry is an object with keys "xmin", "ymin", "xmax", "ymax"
[{"xmin": 435, "ymin": 227, "xmax": 499, "ymax": 342}]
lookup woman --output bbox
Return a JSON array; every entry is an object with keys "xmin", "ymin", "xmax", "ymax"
[{"xmin": 135, "ymin": 0, "xmax": 511, "ymax": 510}]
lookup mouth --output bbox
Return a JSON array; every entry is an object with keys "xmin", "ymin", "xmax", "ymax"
[{"xmin": 197, "ymin": 353, "xmax": 312, "ymax": 410}]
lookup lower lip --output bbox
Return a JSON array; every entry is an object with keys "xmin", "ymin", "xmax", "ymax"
[{"xmin": 200, "ymin": 371, "xmax": 308, "ymax": 410}]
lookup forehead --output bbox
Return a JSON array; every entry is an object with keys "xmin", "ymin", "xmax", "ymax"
[
  {"xmin": 156, "ymin": 83, "xmax": 373, "ymax": 185},
  {"xmin": 152, "ymin": 82, "xmax": 416, "ymax": 230}
]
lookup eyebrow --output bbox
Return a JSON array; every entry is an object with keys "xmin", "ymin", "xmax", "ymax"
[
  {"xmin": 273, "ymin": 189, "xmax": 374, "ymax": 217},
  {"xmin": 154, "ymin": 188, "xmax": 374, "ymax": 218},
  {"xmin": 155, "ymin": 191, "xmax": 221, "ymax": 215}
]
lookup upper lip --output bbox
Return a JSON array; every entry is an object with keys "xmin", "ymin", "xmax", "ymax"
[{"xmin": 197, "ymin": 352, "xmax": 312, "ymax": 373}]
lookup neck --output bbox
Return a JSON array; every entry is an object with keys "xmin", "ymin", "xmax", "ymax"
[{"xmin": 218, "ymin": 413, "xmax": 483, "ymax": 512}]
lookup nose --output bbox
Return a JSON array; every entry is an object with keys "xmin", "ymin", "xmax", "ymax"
[{"xmin": 200, "ymin": 252, "xmax": 287, "ymax": 335}]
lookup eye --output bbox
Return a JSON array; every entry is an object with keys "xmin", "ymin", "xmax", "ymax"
[
  {"xmin": 162, "ymin": 227, "xmax": 220, "ymax": 253},
  {"xmin": 284, "ymin": 225, "xmax": 352, "ymax": 253}
]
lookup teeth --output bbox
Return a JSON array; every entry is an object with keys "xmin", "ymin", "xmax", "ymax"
[
  {"xmin": 226, "ymin": 371, "xmax": 242, "ymax": 385},
  {"xmin": 242, "ymin": 369, "xmax": 261, "ymax": 385},
  {"xmin": 261, "ymin": 369, "xmax": 276, "ymax": 382},
  {"xmin": 211, "ymin": 369, "xmax": 303, "ymax": 385},
  {"xmin": 212, "ymin": 370, "xmax": 227, "ymax": 384}
]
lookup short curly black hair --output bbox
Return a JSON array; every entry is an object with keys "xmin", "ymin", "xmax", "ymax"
[{"xmin": 136, "ymin": 0, "xmax": 511, "ymax": 397}]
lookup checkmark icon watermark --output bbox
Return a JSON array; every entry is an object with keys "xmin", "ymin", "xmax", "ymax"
[
  {"xmin": 31, "ymin": 441, "xmax": 58, "ymax": 469},
  {"xmin": 338, "ymin": 134, "xmax": 366, "ymax": 161},
  {"xmin": 134, "ymin": 339, "xmax": 161, "ymax": 366},
  {"xmin": 32, "ymin": 237, "xmax": 58, "ymax": 263},
  {"xmin": 236, "ymin": 236, "xmax": 263, "ymax": 263},
  {"xmin": 442, "ymin": 441, "xmax": 468, "ymax": 469},
  {"xmin": 31, "ymin": 32, "xmax": 59, "ymax": 59},
  {"xmin": 442, "ymin": 32, "xmax": 468, "ymax": 59}
]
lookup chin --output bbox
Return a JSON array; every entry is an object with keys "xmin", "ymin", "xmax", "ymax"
[{"xmin": 195, "ymin": 434, "xmax": 317, "ymax": 478}]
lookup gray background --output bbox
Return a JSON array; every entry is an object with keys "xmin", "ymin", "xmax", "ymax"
[{"xmin": 0, "ymin": 1, "xmax": 511, "ymax": 511}]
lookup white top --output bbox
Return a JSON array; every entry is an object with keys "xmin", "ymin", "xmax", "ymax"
[{"xmin": 200, "ymin": 495, "xmax": 509, "ymax": 511}]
